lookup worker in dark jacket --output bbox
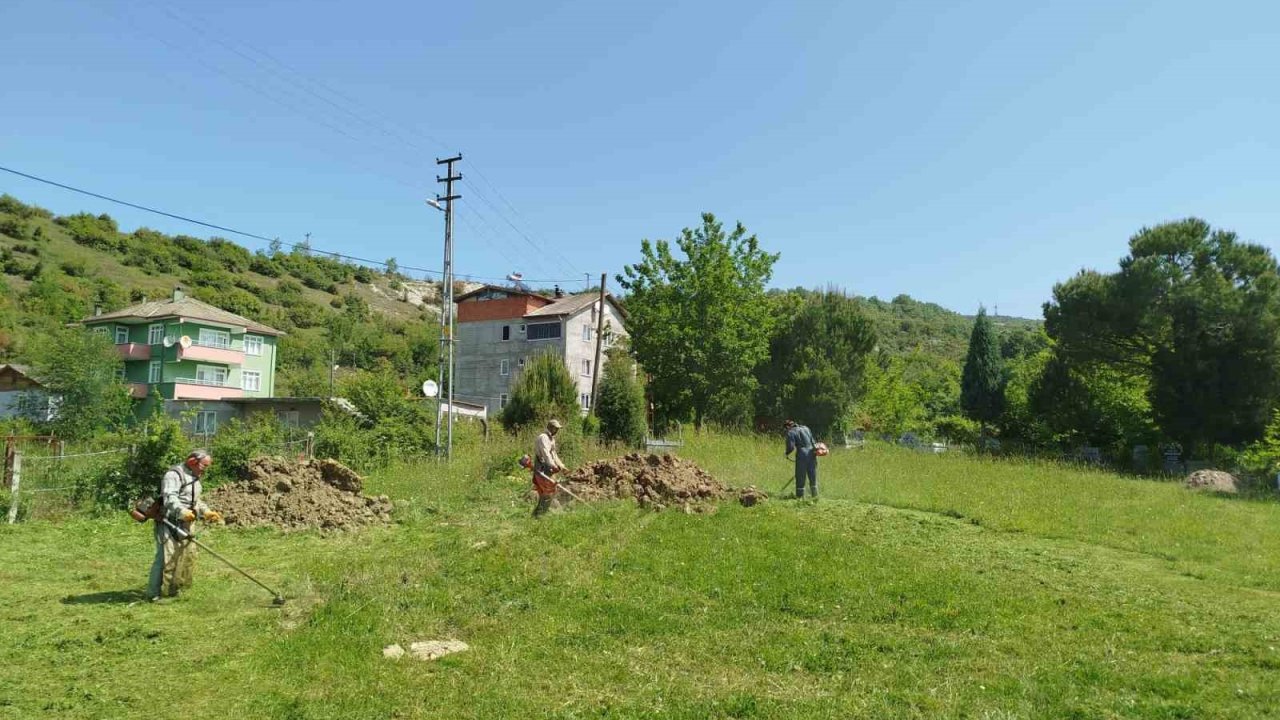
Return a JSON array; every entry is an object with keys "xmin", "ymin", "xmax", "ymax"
[
  {"xmin": 784, "ymin": 420, "xmax": 819, "ymax": 499},
  {"xmin": 147, "ymin": 449, "xmax": 222, "ymax": 601}
]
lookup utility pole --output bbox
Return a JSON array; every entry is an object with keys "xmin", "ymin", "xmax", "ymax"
[
  {"xmin": 328, "ymin": 348, "xmax": 336, "ymax": 398},
  {"xmin": 436, "ymin": 154, "xmax": 462, "ymax": 461},
  {"xmin": 588, "ymin": 273, "xmax": 607, "ymax": 416}
]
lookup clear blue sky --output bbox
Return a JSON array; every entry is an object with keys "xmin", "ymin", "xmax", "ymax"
[{"xmin": 3, "ymin": 0, "xmax": 1278, "ymax": 318}]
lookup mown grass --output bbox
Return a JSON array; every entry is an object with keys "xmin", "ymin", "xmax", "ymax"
[{"xmin": 3, "ymin": 434, "xmax": 1280, "ymax": 718}]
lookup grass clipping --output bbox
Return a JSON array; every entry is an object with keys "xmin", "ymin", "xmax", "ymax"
[
  {"xmin": 561, "ymin": 453, "xmax": 766, "ymax": 512},
  {"xmin": 209, "ymin": 456, "xmax": 394, "ymax": 531}
]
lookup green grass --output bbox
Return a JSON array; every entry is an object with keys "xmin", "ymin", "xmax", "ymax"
[{"xmin": 3, "ymin": 435, "xmax": 1280, "ymax": 718}]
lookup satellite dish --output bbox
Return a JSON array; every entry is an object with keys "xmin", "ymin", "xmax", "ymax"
[
  {"xmin": 162, "ymin": 337, "xmax": 174, "ymax": 348},
  {"xmin": 422, "ymin": 380, "xmax": 439, "ymax": 398},
  {"xmin": 179, "ymin": 336, "xmax": 192, "ymax": 349}
]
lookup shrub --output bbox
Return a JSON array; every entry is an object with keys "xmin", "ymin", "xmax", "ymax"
[
  {"xmin": 207, "ymin": 414, "xmax": 287, "ymax": 487},
  {"xmin": 501, "ymin": 353, "xmax": 579, "ymax": 433},
  {"xmin": 595, "ymin": 349, "xmax": 647, "ymax": 447}
]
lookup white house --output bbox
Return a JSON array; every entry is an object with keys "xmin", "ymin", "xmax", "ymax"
[{"xmin": 0, "ymin": 364, "xmax": 56, "ymax": 422}]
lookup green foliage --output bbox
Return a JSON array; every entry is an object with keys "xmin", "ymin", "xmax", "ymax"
[
  {"xmin": 207, "ymin": 413, "xmax": 287, "ymax": 487},
  {"xmin": 1045, "ymin": 218, "xmax": 1280, "ymax": 455},
  {"xmin": 595, "ymin": 348, "xmax": 647, "ymax": 447},
  {"xmin": 855, "ymin": 356, "xmax": 927, "ymax": 437},
  {"xmin": 933, "ymin": 414, "xmax": 981, "ymax": 445},
  {"xmin": 501, "ymin": 353, "xmax": 579, "ymax": 433},
  {"xmin": 619, "ymin": 213, "xmax": 778, "ymax": 429},
  {"xmin": 1239, "ymin": 410, "xmax": 1280, "ymax": 479},
  {"xmin": 960, "ymin": 307, "xmax": 1005, "ymax": 426},
  {"xmin": 101, "ymin": 394, "xmax": 189, "ymax": 508},
  {"xmin": 757, "ymin": 289, "xmax": 876, "ymax": 437},
  {"xmin": 23, "ymin": 326, "xmax": 131, "ymax": 441}
]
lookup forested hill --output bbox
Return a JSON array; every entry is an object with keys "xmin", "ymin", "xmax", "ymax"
[
  {"xmin": 855, "ymin": 294, "xmax": 1041, "ymax": 362},
  {"xmin": 0, "ymin": 192, "xmax": 1041, "ymax": 396}
]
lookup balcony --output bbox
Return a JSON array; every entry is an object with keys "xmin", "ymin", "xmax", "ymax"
[
  {"xmin": 169, "ymin": 377, "xmax": 245, "ymax": 401},
  {"xmin": 177, "ymin": 342, "xmax": 244, "ymax": 365},
  {"xmin": 115, "ymin": 343, "xmax": 152, "ymax": 361}
]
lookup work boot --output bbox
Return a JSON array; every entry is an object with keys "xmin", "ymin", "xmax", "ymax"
[{"xmin": 532, "ymin": 495, "xmax": 552, "ymax": 518}]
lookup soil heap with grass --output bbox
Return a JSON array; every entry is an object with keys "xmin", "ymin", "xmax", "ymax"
[
  {"xmin": 209, "ymin": 456, "xmax": 394, "ymax": 531},
  {"xmin": 561, "ymin": 453, "xmax": 765, "ymax": 512}
]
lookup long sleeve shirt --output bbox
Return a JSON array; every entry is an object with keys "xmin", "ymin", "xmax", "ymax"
[
  {"xmin": 160, "ymin": 463, "xmax": 208, "ymax": 525},
  {"xmin": 786, "ymin": 425, "xmax": 816, "ymax": 457},
  {"xmin": 534, "ymin": 432, "xmax": 565, "ymax": 475}
]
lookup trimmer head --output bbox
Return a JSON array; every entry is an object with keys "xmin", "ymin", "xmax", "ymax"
[{"xmin": 273, "ymin": 595, "xmax": 286, "ymax": 606}]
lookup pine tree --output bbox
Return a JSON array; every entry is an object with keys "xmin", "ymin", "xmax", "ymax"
[{"xmin": 960, "ymin": 307, "xmax": 1005, "ymax": 427}]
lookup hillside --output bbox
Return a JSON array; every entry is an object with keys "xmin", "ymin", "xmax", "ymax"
[
  {"xmin": 0, "ymin": 193, "xmax": 450, "ymax": 393},
  {"xmin": 855, "ymin": 294, "xmax": 1041, "ymax": 363}
]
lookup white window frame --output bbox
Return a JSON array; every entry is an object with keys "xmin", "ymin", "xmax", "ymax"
[
  {"xmin": 114, "ymin": 326, "xmax": 129, "ymax": 344},
  {"xmin": 244, "ymin": 335, "xmax": 263, "ymax": 356},
  {"xmin": 499, "ymin": 359, "xmax": 509, "ymax": 376},
  {"xmin": 518, "ymin": 356, "xmax": 526, "ymax": 370},
  {"xmin": 242, "ymin": 370, "xmax": 262, "ymax": 392},
  {"xmin": 93, "ymin": 326, "xmax": 110, "ymax": 338},
  {"xmin": 148, "ymin": 360, "xmax": 162, "ymax": 384},
  {"xmin": 582, "ymin": 324, "xmax": 592, "ymax": 342},
  {"xmin": 194, "ymin": 411, "xmax": 217, "ymax": 435},
  {"xmin": 499, "ymin": 393, "xmax": 508, "ymax": 409},
  {"xmin": 580, "ymin": 393, "xmax": 591, "ymax": 410},
  {"xmin": 148, "ymin": 323, "xmax": 164, "ymax": 345},
  {"xmin": 197, "ymin": 328, "xmax": 231, "ymax": 349},
  {"xmin": 280, "ymin": 410, "xmax": 300, "ymax": 428},
  {"xmin": 195, "ymin": 365, "xmax": 228, "ymax": 386},
  {"xmin": 582, "ymin": 359, "xmax": 591, "ymax": 376}
]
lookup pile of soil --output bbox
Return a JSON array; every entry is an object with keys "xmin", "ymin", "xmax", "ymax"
[
  {"xmin": 1184, "ymin": 469, "xmax": 1239, "ymax": 494},
  {"xmin": 209, "ymin": 456, "xmax": 394, "ymax": 531},
  {"xmin": 561, "ymin": 453, "xmax": 765, "ymax": 512}
]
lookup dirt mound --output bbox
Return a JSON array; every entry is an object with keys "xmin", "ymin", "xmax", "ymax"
[
  {"xmin": 561, "ymin": 453, "xmax": 762, "ymax": 512},
  {"xmin": 1184, "ymin": 469, "xmax": 1239, "ymax": 494},
  {"xmin": 209, "ymin": 456, "xmax": 393, "ymax": 531}
]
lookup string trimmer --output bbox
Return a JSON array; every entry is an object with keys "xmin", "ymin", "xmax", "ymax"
[{"xmin": 161, "ymin": 518, "xmax": 286, "ymax": 605}]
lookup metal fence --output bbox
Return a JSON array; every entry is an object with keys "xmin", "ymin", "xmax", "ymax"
[{"xmin": 4, "ymin": 440, "xmax": 128, "ymax": 523}]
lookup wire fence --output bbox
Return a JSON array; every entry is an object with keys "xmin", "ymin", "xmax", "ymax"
[{"xmin": 4, "ymin": 442, "xmax": 129, "ymax": 523}]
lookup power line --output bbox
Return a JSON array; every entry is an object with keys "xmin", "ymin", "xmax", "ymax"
[
  {"xmin": 118, "ymin": 2, "xmax": 579, "ymax": 279},
  {"xmin": 0, "ymin": 164, "xmax": 581, "ymax": 285}
]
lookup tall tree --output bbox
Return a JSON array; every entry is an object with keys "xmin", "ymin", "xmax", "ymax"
[
  {"xmin": 618, "ymin": 213, "xmax": 778, "ymax": 430},
  {"xmin": 960, "ymin": 307, "xmax": 1004, "ymax": 427},
  {"xmin": 1045, "ymin": 219, "xmax": 1280, "ymax": 454},
  {"xmin": 757, "ymin": 289, "xmax": 876, "ymax": 437},
  {"xmin": 595, "ymin": 347, "xmax": 647, "ymax": 447},
  {"xmin": 24, "ymin": 326, "xmax": 132, "ymax": 440},
  {"xmin": 500, "ymin": 353, "xmax": 579, "ymax": 433}
]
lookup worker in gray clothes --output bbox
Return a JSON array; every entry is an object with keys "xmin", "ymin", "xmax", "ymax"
[
  {"xmin": 784, "ymin": 420, "xmax": 819, "ymax": 499},
  {"xmin": 147, "ymin": 449, "xmax": 221, "ymax": 601}
]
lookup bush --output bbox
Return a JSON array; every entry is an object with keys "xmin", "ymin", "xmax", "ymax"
[
  {"xmin": 95, "ymin": 399, "xmax": 188, "ymax": 509},
  {"xmin": 207, "ymin": 414, "xmax": 287, "ymax": 487},
  {"xmin": 595, "ymin": 349, "xmax": 647, "ymax": 447},
  {"xmin": 500, "ymin": 353, "xmax": 579, "ymax": 433}
]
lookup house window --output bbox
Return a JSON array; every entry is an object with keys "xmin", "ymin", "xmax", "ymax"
[
  {"xmin": 526, "ymin": 322, "xmax": 561, "ymax": 341},
  {"xmin": 193, "ymin": 411, "xmax": 217, "ymax": 435},
  {"xmin": 195, "ymin": 365, "xmax": 228, "ymax": 386},
  {"xmin": 518, "ymin": 356, "xmax": 526, "ymax": 370},
  {"xmin": 519, "ymin": 324, "xmax": 526, "ymax": 335},
  {"xmin": 148, "ymin": 360, "xmax": 162, "ymax": 384},
  {"xmin": 93, "ymin": 326, "xmax": 110, "ymax": 338},
  {"xmin": 244, "ymin": 335, "xmax": 263, "ymax": 356},
  {"xmin": 197, "ymin": 328, "xmax": 231, "ymax": 349},
  {"xmin": 499, "ymin": 393, "xmax": 508, "ymax": 409},
  {"xmin": 280, "ymin": 410, "xmax": 300, "ymax": 428},
  {"xmin": 501, "ymin": 325, "xmax": 511, "ymax": 341},
  {"xmin": 114, "ymin": 326, "xmax": 129, "ymax": 344},
  {"xmin": 603, "ymin": 330, "xmax": 615, "ymax": 347},
  {"xmin": 581, "ymin": 359, "xmax": 591, "ymax": 376},
  {"xmin": 148, "ymin": 324, "xmax": 164, "ymax": 345},
  {"xmin": 582, "ymin": 325, "xmax": 592, "ymax": 342},
  {"xmin": 580, "ymin": 393, "xmax": 591, "ymax": 410},
  {"xmin": 116, "ymin": 368, "xmax": 127, "ymax": 381},
  {"xmin": 243, "ymin": 371, "xmax": 262, "ymax": 392},
  {"xmin": 499, "ymin": 359, "xmax": 509, "ymax": 376}
]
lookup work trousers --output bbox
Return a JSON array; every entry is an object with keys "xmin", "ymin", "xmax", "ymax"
[
  {"xmin": 794, "ymin": 450, "xmax": 818, "ymax": 498},
  {"xmin": 147, "ymin": 523, "xmax": 198, "ymax": 599}
]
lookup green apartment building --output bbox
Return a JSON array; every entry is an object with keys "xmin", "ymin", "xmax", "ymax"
[{"xmin": 82, "ymin": 288, "xmax": 284, "ymax": 433}]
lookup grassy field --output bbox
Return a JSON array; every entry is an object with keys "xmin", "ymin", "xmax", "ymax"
[{"xmin": 3, "ymin": 434, "xmax": 1280, "ymax": 718}]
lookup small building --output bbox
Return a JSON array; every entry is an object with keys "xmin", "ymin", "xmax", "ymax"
[
  {"xmin": 82, "ymin": 287, "xmax": 284, "ymax": 434},
  {"xmin": 454, "ymin": 285, "xmax": 628, "ymax": 418},
  {"xmin": 0, "ymin": 364, "xmax": 56, "ymax": 422}
]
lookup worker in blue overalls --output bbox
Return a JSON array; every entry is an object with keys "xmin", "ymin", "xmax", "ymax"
[{"xmin": 784, "ymin": 419, "xmax": 819, "ymax": 499}]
